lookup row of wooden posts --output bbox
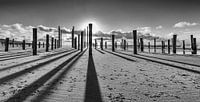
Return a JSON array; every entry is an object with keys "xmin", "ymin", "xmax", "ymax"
[{"xmin": 95, "ymin": 31, "xmax": 198, "ymax": 55}]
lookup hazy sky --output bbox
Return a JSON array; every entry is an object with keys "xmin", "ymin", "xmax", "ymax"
[{"xmin": 0, "ymin": 0, "xmax": 200, "ymax": 40}]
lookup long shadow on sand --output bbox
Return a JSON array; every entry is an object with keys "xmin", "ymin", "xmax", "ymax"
[
  {"xmin": 4, "ymin": 50, "xmax": 84, "ymax": 102},
  {"xmin": 84, "ymin": 53, "xmax": 103, "ymax": 102},
  {"xmin": 103, "ymin": 49, "xmax": 136, "ymax": 62},
  {"xmin": 0, "ymin": 50, "xmax": 78, "ymax": 85},
  {"xmin": 0, "ymin": 49, "xmax": 75, "ymax": 72},
  {"xmin": 113, "ymin": 50, "xmax": 200, "ymax": 75},
  {"xmin": 95, "ymin": 48, "xmax": 105, "ymax": 54}
]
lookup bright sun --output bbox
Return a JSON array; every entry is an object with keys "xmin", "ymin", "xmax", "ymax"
[{"xmin": 80, "ymin": 20, "xmax": 101, "ymax": 33}]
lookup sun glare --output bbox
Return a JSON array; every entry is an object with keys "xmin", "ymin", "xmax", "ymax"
[{"xmin": 80, "ymin": 19, "xmax": 101, "ymax": 33}]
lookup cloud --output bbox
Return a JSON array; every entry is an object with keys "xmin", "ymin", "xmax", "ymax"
[
  {"xmin": 38, "ymin": 25, "xmax": 56, "ymax": 32},
  {"xmin": 156, "ymin": 25, "xmax": 163, "ymax": 29},
  {"xmin": 137, "ymin": 27, "xmax": 151, "ymax": 34},
  {"xmin": 174, "ymin": 21, "xmax": 199, "ymax": 28}
]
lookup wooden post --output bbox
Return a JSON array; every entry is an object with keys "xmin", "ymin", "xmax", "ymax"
[
  {"xmin": 124, "ymin": 40, "xmax": 126, "ymax": 50},
  {"xmin": 95, "ymin": 39, "xmax": 97, "ymax": 49},
  {"xmin": 81, "ymin": 31, "xmax": 83, "ymax": 51},
  {"xmin": 172, "ymin": 34, "xmax": 177, "ymax": 54},
  {"xmin": 183, "ymin": 40, "xmax": 185, "ymax": 54},
  {"xmin": 115, "ymin": 42, "xmax": 118, "ymax": 49},
  {"xmin": 101, "ymin": 37, "xmax": 103, "ymax": 50},
  {"xmin": 191, "ymin": 35, "xmax": 194, "ymax": 52},
  {"xmin": 168, "ymin": 39, "xmax": 170, "ymax": 54},
  {"xmin": 133, "ymin": 30, "xmax": 137, "ymax": 54},
  {"xmin": 154, "ymin": 38, "xmax": 156, "ymax": 53},
  {"xmin": 72, "ymin": 26, "xmax": 74, "ymax": 48},
  {"xmin": 33, "ymin": 28, "xmax": 37, "ymax": 55},
  {"xmin": 12, "ymin": 39, "xmax": 14, "ymax": 47},
  {"xmin": 193, "ymin": 38, "xmax": 197, "ymax": 54},
  {"xmin": 112, "ymin": 35, "xmax": 115, "ymax": 52},
  {"xmin": 58, "ymin": 26, "xmax": 61, "ymax": 48},
  {"xmin": 140, "ymin": 38, "xmax": 144, "ymax": 52},
  {"xmin": 43, "ymin": 42, "xmax": 45, "ymax": 48},
  {"xmin": 78, "ymin": 34, "xmax": 80, "ymax": 50},
  {"xmin": 75, "ymin": 37, "xmax": 77, "ymax": 49},
  {"xmin": 29, "ymin": 43, "xmax": 31, "ymax": 47},
  {"xmin": 5, "ymin": 38, "xmax": 9, "ymax": 52},
  {"xmin": 22, "ymin": 40, "xmax": 25, "ymax": 50},
  {"xmin": 51, "ymin": 37, "xmax": 54, "ymax": 50},
  {"xmin": 46, "ymin": 34, "xmax": 49, "ymax": 52},
  {"xmin": 89, "ymin": 24, "xmax": 92, "ymax": 55},
  {"xmin": 148, "ymin": 42, "xmax": 150, "ymax": 53},
  {"xmin": 105, "ymin": 41, "xmax": 107, "ymax": 49},
  {"xmin": 38, "ymin": 42, "xmax": 41, "ymax": 48},
  {"xmin": 55, "ymin": 39, "xmax": 57, "ymax": 49}
]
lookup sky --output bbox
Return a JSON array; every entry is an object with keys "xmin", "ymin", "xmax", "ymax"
[{"xmin": 0, "ymin": 0, "xmax": 200, "ymax": 43}]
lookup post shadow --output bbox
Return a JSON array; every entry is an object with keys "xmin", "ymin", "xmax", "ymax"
[{"xmin": 84, "ymin": 53, "xmax": 103, "ymax": 102}]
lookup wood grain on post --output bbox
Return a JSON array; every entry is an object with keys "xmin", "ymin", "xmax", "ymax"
[
  {"xmin": 51, "ymin": 37, "xmax": 54, "ymax": 50},
  {"xmin": 46, "ymin": 34, "xmax": 49, "ymax": 52},
  {"xmin": 81, "ymin": 31, "xmax": 83, "ymax": 51},
  {"xmin": 168, "ymin": 39, "xmax": 170, "ymax": 54},
  {"xmin": 72, "ymin": 26, "xmax": 74, "ymax": 48},
  {"xmin": 172, "ymin": 34, "xmax": 177, "ymax": 54},
  {"xmin": 22, "ymin": 40, "xmax": 25, "ymax": 50},
  {"xmin": 112, "ymin": 35, "xmax": 115, "ymax": 52},
  {"xmin": 89, "ymin": 24, "xmax": 92, "ymax": 55},
  {"xmin": 133, "ymin": 30, "xmax": 137, "ymax": 54},
  {"xmin": 183, "ymin": 40, "xmax": 185, "ymax": 54},
  {"xmin": 5, "ymin": 38, "xmax": 9, "ymax": 52},
  {"xmin": 33, "ymin": 28, "xmax": 37, "ymax": 55}
]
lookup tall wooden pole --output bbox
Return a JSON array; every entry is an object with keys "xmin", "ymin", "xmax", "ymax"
[
  {"xmin": 191, "ymin": 35, "xmax": 193, "ymax": 52},
  {"xmin": 101, "ymin": 37, "xmax": 103, "ymax": 50},
  {"xmin": 193, "ymin": 38, "xmax": 197, "ymax": 54},
  {"xmin": 46, "ymin": 34, "xmax": 49, "ymax": 52},
  {"xmin": 154, "ymin": 38, "xmax": 156, "ymax": 53},
  {"xmin": 183, "ymin": 40, "xmax": 185, "ymax": 54},
  {"xmin": 172, "ymin": 34, "xmax": 177, "ymax": 54},
  {"xmin": 105, "ymin": 42, "xmax": 107, "ymax": 49},
  {"xmin": 5, "ymin": 38, "xmax": 9, "ymax": 52},
  {"xmin": 133, "ymin": 30, "xmax": 137, "ymax": 54},
  {"xmin": 58, "ymin": 26, "xmax": 61, "ymax": 48},
  {"xmin": 112, "ymin": 35, "xmax": 115, "ymax": 52},
  {"xmin": 81, "ymin": 31, "xmax": 83, "ymax": 51},
  {"xmin": 51, "ymin": 37, "xmax": 54, "ymax": 50},
  {"xmin": 148, "ymin": 42, "xmax": 150, "ymax": 53},
  {"xmin": 78, "ymin": 34, "xmax": 80, "ymax": 50},
  {"xmin": 55, "ymin": 39, "xmax": 57, "ymax": 49},
  {"xmin": 22, "ymin": 40, "xmax": 25, "ymax": 50},
  {"xmin": 89, "ymin": 24, "xmax": 92, "ymax": 55},
  {"xmin": 33, "ymin": 28, "xmax": 37, "ymax": 55},
  {"xmin": 168, "ymin": 39, "xmax": 170, "ymax": 54},
  {"xmin": 140, "ymin": 38, "xmax": 144, "ymax": 52},
  {"xmin": 72, "ymin": 26, "xmax": 74, "ymax": 48}
]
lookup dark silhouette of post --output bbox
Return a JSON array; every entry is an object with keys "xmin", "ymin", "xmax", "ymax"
[
  {"xmin": 154, "ymin": 38, "xmax": 156, "ymax": 53},
  {"xmin": 75, "ymin": 37, "xmax": 77, "ymax": 49},
  {"xmin": 124, "ymin": 40, "xmax": 126, "ymax": 50},
  {"xmin": 43, "ymin": 42, "xmax": 45, "ymax": 48},
  {"xmin": 51, "ymin": 37, "xmax": 54, "ymax": 50},
  {"xmin": 105, "ymin": 42, "xmax": 107, "ymax": 49},
  {"xmin": 5, "ymin": 38, "xmax": 9, "ymax": 52},
  {"xmin": 22, "ymin": 40, "xmax": 25, "ymax": 50},
  {"xmin": 193, "ymin": 38, "xmax": 197, "ymax": 54},
  {"xmin": 89, "ymin": 24, "xmax": 92, "ymax": 55},
  {"xmin": 12, "ymin": 39, "xmax": 14, "ymax": 47},
  {"xmin": 133, "ymin": 30, "xmax": 137, "ymax": 54},
  {"xmin": 183, "ymin": 40, "xmax": 185, "ymax": 54},
  {"xmin": 140, "ymin": 38, "xmax": 144, "ymax": 52},
  {"xmin": 101, "ymin": 37, "xmax": 103, "ymax": 50},
  {"xmin": 148, "ymin": 42, "xmax": 150, "ymax": 53},
  {"xmin": 58, "ymin": 26, "xmax": 61, "ymax": 48},
  {"xmin": 112, "ymin": 35, "xmax": 115, "ymax": 52},
  {"xmin": 46, "ymin": 34, "xmax": 49, "ymax": 52},
  {"xmin": 172, "ymin": 34, "xmax": 177, "ymax": 54},
  {"xmin": 72, "ymin": 26, "xmax": 74, "ymax": 48},
  {"xmin": 95, "ymin": 39, "xmax": 97, "ymax": 49},
  {"xmin": 33, "ymin": 28, "xmax": 37, "ymax": 55},
  {"xmin": 38, "ymin": 42, "xmax": 41, "ymax": 48},
  {"xmin": 87, "ymin": 26, "xmax": 89, "ymax": 48},
  {"xmin": 78, "ymin": 34, "xmax": 80, "ymax": 50},
  {"xmin": 115, "ymin": 42, "xmax": 118, "ymax": 49},
  {"xmin": 81, "ymin": 31, "xmax": 83, "ymax": 51},
  {"xmin": 168, "ymin": 39, "xmax": 170, "ymax": 54},
  {"xmin": 55, "ymin": 39, "xmax": 57, "ymax": 49},
  {"xmin": 191, "ymin": 35, "xmax": 193, "ymax": 52},
  {"xmin": 162, "ymin": 41, "xmax": 165, "ymax": 53}
]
